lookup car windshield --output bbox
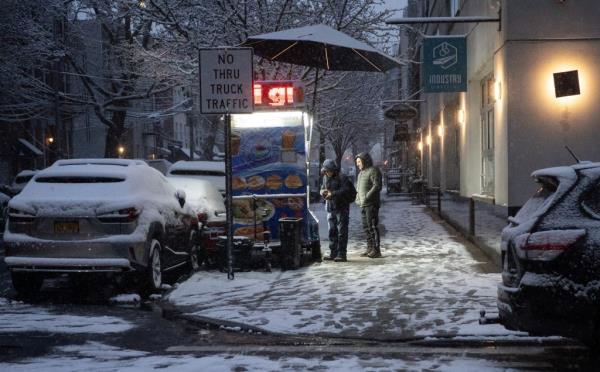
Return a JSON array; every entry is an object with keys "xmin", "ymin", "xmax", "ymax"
[{"xmin": 514, "ymin": 176, "xmax": 558, "ymax": 221}]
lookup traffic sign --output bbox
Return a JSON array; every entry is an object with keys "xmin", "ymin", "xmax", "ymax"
[{"xmin": 200, "ymin": 48, "xmax": 254, "ymax": 114}]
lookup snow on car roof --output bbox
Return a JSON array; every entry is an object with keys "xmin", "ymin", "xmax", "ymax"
[
  {"xmin": 36, "ymin": 160, "xmax": 149, "ymax": 180},
  {"xmin": 9, "ymin": 160, "xmax": 185, "ymax": 221},
  {"xmin": 169, "ymin": 160, "xmax": 225, "ymax": 172},
  {"xmin": 15, "ymin": 169, "xmax": 39, "ymax": 177},
  {"xmin": 531, "ymin": 161, "xmax": 600, "ymax": 181},
  {"xmin": 531, "ymin": 166, "xmax": 577, "ymax": 181},
  {"xmin": 166, "ymin": 176, "xmax": 225, "ymax": 215},
  {"xmin": 53, "ymin": 158, "xmax": 147, "ymax": 167}
]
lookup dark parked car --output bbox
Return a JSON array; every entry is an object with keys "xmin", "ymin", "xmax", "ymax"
[
  {"xmin": 3, "ymin": 159, "xmax": 199, "ymax": 298},
  {"xmin": 498, "ymin": 161, "xmax": 600, "ymax": 346}
]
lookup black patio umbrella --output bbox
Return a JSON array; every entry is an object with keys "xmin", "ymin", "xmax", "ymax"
[{"xmin": 243, "ymin": 24, "xmax": 403, "ymax": 72}]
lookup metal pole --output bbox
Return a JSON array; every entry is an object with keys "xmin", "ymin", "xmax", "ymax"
[
  {"xmin": 386, "ymin": 16, "xmax": 500, "ymax": 25},
  {"xmin": 437, "ymin": 189, "xmax": 441, "ymax": 216},
  {"xmin": 469, "ymin": 197, "xmax": 475, "ymax": 237},
  {"xmin": 188, "ymin": 113, "xmax": 194, "ymax": 160},
  {"xmin": 225, "ymin": 113, "xmax": 234, "ymax": 280}
]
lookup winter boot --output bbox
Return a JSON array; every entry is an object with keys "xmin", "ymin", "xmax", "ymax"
[
  {"xmin": 334, "ymin": 256, "xmax": 347, "ymax": 262},
  {"xmin": 323, "ymin": 252, "xmax": 337, "ymax": 260},
  {"xmin": 360, "ymin": 241, "xmax": 373, "ymax": 257},
  {"xmin": 367, "ymin": 243, "xmax": 381, "ymax": 258}
]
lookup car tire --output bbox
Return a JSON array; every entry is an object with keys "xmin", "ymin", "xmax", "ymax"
[
  {"xmin": 139, "ymin": 238, "xmax": 162, "ymax": 299},
  {"xmin": 10, "ymin": 272, "xmax": 44, "ymax": 297}
]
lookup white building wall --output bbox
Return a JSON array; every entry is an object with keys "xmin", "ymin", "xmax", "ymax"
[{"xmin": 502, "ymin": 0, "xmax": 600, "ymax": 207}]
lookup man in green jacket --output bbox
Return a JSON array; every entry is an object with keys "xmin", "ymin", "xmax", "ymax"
[{"xmin": 355, "ymin": 152, "xmax": 382, "ymax": 258}]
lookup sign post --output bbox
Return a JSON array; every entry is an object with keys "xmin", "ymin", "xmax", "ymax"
[
  {"xmin": 422, "ymin": 36, "xmax": 467, "ymax": 93},
  {"xmin": 200, "ymin": 48, "xmax": 253, "ymax": 280}
]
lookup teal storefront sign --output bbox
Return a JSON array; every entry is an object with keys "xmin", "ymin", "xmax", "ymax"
[{"xmin": 422, "ymin": 36, "xmax": 467, "ymax": 92}]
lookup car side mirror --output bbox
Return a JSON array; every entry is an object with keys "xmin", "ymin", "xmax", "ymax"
[{"xmin": 175, "ymin": 189, "xmax": 186, "ymax": 208}]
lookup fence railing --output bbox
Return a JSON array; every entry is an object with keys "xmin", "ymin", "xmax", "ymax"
[{"xmin": 409, "ymin": 185, "xmax": 505, "ymax": 265}]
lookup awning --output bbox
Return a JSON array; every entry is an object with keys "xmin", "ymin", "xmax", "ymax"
[{"xmin": 17, "ymin": 138, "xmax": 43, "ymax": 157}]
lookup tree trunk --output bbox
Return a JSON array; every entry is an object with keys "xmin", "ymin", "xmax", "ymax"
[{"xmin": 104, "ymin": 109, "xmax": 126, "ymax": 158}]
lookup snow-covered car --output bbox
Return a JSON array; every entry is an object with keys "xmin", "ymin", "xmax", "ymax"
[
  {"xmin": 143, "ymin": 159, "xmax": 172, "ymax": 175},
  {"xmin": 498, "ymin": 161, "xmax": 600, "ymax": 346},
  {"xmin": 3, "ymin": 159, "xmax": 200, "ymax": 298},
  {"xmin": 166, "ymin": 176, "xmax": 226, "ymax": 264},
  {"xmin": 7, "ymin": 169, "xmax": 38, "ymax": 196},
  {"xmin": 167, "ymin": 160, "xmax": 225, "ymax": 195}
]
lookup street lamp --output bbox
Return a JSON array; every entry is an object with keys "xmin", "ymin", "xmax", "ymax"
[
  {"xmin": 46, "ymin": 136, "xmax": 54, "ymax": 145},
  {"xmin": 117, "ymin": 145, "xmax": 125, "ymax": 158},
  {"xmin": 553, "ymin": 70, "xmax": 580, "ymax": 98},
  {"xmin": 457, "ymin": 109, "xmax": 465, "ymax": 125}
]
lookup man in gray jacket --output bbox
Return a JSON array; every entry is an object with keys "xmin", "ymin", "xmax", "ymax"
[{"xmin": 355, "ymin": 152, "xmax": 382, "ymax": 258}]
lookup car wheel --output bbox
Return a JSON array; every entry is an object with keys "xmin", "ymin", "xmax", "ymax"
[
  {"xmin": 139, "ymin": 238, "xmax": 162, "ymax": 298},
  {"xmin": 10, "ymin": 272, "xmax": 44, "ymax": 298},
  {"xmin": 502, "ymin": 243, "xmax": 524, "ymax": 287},
  {"xmin": 188, "ymin": 230, "xmax": 201, "ymax": 272}
]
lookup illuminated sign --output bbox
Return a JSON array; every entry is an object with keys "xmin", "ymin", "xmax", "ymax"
[{"xmin": 253, "ymin": 81, "xmax": 304, "ymax": 109}]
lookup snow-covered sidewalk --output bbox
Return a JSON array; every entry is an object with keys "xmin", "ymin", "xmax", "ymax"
[{"xmin": 166, "ymin": 198, "xmax": 523, "ymax": 340}]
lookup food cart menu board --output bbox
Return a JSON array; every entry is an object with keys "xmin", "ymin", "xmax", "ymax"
[{"xmin": 230, "ymin": 112, "xmax": 308, "ymax": 241}]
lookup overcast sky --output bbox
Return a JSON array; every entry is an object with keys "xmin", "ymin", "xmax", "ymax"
[{"xmin": 380, "ymin": 0, "xmax": 408, "ymax": 18}]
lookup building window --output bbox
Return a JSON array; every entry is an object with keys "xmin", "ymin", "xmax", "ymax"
[{"xmin": 481, "ymin": 75, "xmax": 495, "ymax": 196}]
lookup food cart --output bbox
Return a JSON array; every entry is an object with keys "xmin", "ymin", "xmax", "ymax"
[{"xmin": 223, "ymin": 81, "xmax": 321, "ymax": 270}]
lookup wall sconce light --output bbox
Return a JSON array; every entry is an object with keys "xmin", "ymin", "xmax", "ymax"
[
  {"xmin": 117, "ymin": 145, "xmax": 125, "ymax": 157},
  {"xmin": 494, "ymin": 81, "xmax": 502, "ymax": 101},
  {"xmin": 437, "ymin": 124, "xmax": 444, "ymax": 138},
  {"xmin": 457, "ymin": 109, "xmax": 465, "ymax": 124},
  {"xmin": 426, "ymin": 135, "xmax": 431, "ymax": 146},
  {"xmin": 553, "ymin": 70, "xmax": 580, "ymax": 98},
  {"xmin": 417, "ymin": 141, "xmax": 423, "ymax": 151}
]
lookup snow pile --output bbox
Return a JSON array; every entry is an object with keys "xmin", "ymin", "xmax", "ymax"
[{"xmin": 0, "ymin": 298, "xmax": 134, "ymax": 334}]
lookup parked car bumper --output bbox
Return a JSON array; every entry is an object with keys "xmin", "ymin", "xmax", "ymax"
[
  {"xmin": 4, "ymin": 237, "xmax": 147, "ymax": 273},
  {"xmin": 498, "ymin": 274, "xmax": 597, "ymax": 341}
]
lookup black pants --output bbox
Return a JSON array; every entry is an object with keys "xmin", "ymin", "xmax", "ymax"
[
  {"xmin": 328, "ymin": 207, "xmax": 349, "ymax": 258},
  {"xmin": 361, "ymin": 205, "xmax": 380, "ymax": 249}
]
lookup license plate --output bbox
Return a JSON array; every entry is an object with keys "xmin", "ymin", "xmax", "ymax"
[{"xmin": 54, "ymin": 221, "xmax": 79, "ymax": 234}]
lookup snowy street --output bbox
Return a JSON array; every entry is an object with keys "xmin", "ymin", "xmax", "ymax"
[{"xmin": 0, "ymin": 196, "xmax": 593, "ymax": 371}]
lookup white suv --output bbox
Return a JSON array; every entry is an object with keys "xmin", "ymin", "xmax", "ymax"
[{"xmin": 167, "ymin": 160, "xmax": 226, "ymax": 195}]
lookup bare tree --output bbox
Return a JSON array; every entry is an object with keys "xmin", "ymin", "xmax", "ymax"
[
  {"xmin": 318, "ymin": 72, "xmax": 385, "ymax": 168},
  {"xmin": 0, "ymin": 0, "xmax": 67, "ymax": 123}
]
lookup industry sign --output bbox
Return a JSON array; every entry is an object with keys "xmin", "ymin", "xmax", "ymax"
[
  {"xmin": 422, "ymin": 36, "xmax": 467, "ymax": 92},
  {"xmin": 253, "ymin": 81, "xmax": 305, "ymax": 109},
  {"xmin": 200, "ymin": 48, "xmax": 253, "ymax": 114}
]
